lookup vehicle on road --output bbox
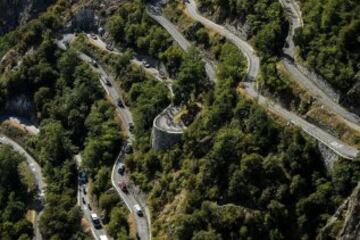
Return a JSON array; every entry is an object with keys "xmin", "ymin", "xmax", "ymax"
[
  {"xmin": 90, "ymin": 33, "xmax": 97, "ymax": 40},
  {"xmin": 87, "ymin": 203, "xmax": 92, "ymax": 211},
  {"xmin": 134, "ymin": 204, "xmax": 143, "ymax": 217},
  {"xmin": 79, "ymin": 171, "xmax": 87, "ymax": 184},
  {"xmin": 118, "ymin": 163, "xmax": 125, "ymax": 175},
  {"xmin": 142, "ymin": 60, "xmax": 150, "ymax": 68},
  {"xmin": 118, "ymin": 181, "xmax": 128, "ymax": 193},
  {"xmin": 106, "ymin": 43, "xmax": 113, "ymax": 51},
  {"xmin": 82, "ymin": 197, "xmax": 86, "ymax": 204},
  {"xmin": 117, "ymin": 98, "xmax": 124, "ymax": 108},
  {"xmin": 125, "ymin": 144, "xmax": 133, "ymax": 154},
  {"xmin": 101, "ymin": 76, "xmax": 112, "ymax": 86},
  {"xmin": 128, "ymin": 123, "xmax": 134, "ymax": 132},
  {"xmin": 83, "ymin": 187, "xmax": 86, "ymax": 195},
  {"xmin": 159, "ymin": 70, "xmax": 166, "ymax": 79},
  {"xmin": 90, "ymin": 59, "xmax": 98, "ymax": 67},
  {"xmin": 100, "ymin": 235, "xmax": 109, "ymax": 240},
  {"xmin": 90, "ymin": 213, "xmax": 102, "ymax": 229}
]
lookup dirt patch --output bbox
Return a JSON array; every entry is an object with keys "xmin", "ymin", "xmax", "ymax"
[{"xmin": 128, "ymin": 212, "xmax": 137, "ymax": 238}]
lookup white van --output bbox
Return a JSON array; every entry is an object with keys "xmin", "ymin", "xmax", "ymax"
[{"xmin": 90, "ymin": 213, "xmax": 101, "ymax": 229}]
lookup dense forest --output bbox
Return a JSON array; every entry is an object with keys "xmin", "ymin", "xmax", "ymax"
[
  {"xmin": 0, "ymin": 0, "xmax": 359, "ymax": 239},
  {"xmin": 294, "ymin": 0, "xmax": 360, "ymax": 96},
  {"xmin": 125, "ymin": 38, "xmax": 360, "ymax": 240},
  {"xmin": 0, "ymin": 145, "xmax": 34, "ymax": 240},
  {"xmin": 106, "ymin": 1, "xmax": 172, "ymax": 60},
  {"xmin": 0, "ymin": 9, "xmax": 120, "ymax": 236}
]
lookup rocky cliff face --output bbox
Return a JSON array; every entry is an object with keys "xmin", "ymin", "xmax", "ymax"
[
  {"xmin": 0, "ymin": 0, "xmax": 55, "ymax": 35},
  {"xmin": 318, "ymin": 183, "xmax": 360, "ymax": 240},
  {"xmin": 339, "ymin": 184, "xmax": 360, "ymax": 240}
]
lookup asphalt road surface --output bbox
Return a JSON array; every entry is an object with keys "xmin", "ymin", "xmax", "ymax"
[
  {"xmin": 75, "ymin": 154, "xmax": 109, "ymax": 240},
  {"xmin": 279, "ymin": 0, "xmax": 360, "ymax": 130},
  {"xmin": 0, "ymin": 134, "xmax": 45, "ymax": 240},
  {"xmin": 112, "ymin": 149, "xmax": 150, "ymax": 240}
]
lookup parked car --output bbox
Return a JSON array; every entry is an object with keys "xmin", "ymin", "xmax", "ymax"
[
  {"xmin": 134, "ymin": 204, "xmax": 143, "ymax": 217},
  {"xmin": 118, "ymin": 163, "xmax": 125, "ymax": 175},
  {"xmin": 117, "ymin": 99, "xmax": 124, "ymax": 108},
  {"xmin": 118, "ymin": 181, "xmax": 128, "ymax": 193},
  {"xmin": 90, "ymin": 213, "xmax": 102, "ymax": 229}
]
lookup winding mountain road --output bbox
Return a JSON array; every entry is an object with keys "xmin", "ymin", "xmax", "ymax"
[
  {"xmin": 279, "ymin": 0, "xmax": 360, "ymax": 130},
  {"xmin": 0, "ymin": 134, "xmax": 44, "ymax": 240},
  {"xmin": 112, "ymin": 150, "xmax": 150, "ymax": 240},
  {"xmin": 78, "ymin": 53, "xmax": 150, "ymax": 240},
  {"xmin": 147, "ymin": 2, "xmax": 216, "ymax": 83},
  {"xmin": 57, "ymin": 34, "xmax": 151, "ymax": 239},
  {"xmin": 185, "ymin": 0, "xmax": 260, "ymax": 81},
  {"xmin": 148, "ymin": 0, "xmax": 359, "ymax": 159},
  {"xmin": 90, "ymin": 44, "xmax": 151, "ymax": 240},
  {"xmin": 243, "ymin": 83, "xmax": 359, "ymax": 159}
]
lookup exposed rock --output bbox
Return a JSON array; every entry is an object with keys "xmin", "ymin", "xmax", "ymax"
[
  {"xmin": 198, "ymin": 5, "xmax": 251, "ymax": 40},
  {"xmin": 69, "ymin": 7, "xmax": 97, "ymax": 32},
  {"xmin": 0, "ymin": 0, "xmax": 55, "ymax": 35},
  {"xmin": 318, "ymin": 183, "xmax": 360, "ymax": 240},
  {"xmin": 318, "ymin": 142, "xmax": 339, "ymax": 171},
  {"xmin": 339, "ymin": 183, "xmax": 360, "ymax": 240},
  {"xmin": 3, "ymin": 96, "xmax": 35, "ymax": 119}
]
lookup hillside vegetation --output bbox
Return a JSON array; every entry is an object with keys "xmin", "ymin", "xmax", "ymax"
[
  {"xmin": 0, "ymin": 0, "xmax": 359, "ymax": 239},
  {"xmin": 125, "ymin": 42, "xmax": 360, "ymax": 240},
  {"xmin": 0, "ymin": 145, "xmax": 34, "ymax": 240},
  {"xmin": 295, "ymin": 0, "xmax": 360, "ymax": 101}
]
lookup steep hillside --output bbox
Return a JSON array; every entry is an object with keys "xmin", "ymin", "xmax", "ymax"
[
  {"xmin": 294, "ymin": 0, "xmax": 360, "ymax": 112},
  {"xmin": 0, "ymin": 0, "xmax": 55, "ymax": 35}
]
